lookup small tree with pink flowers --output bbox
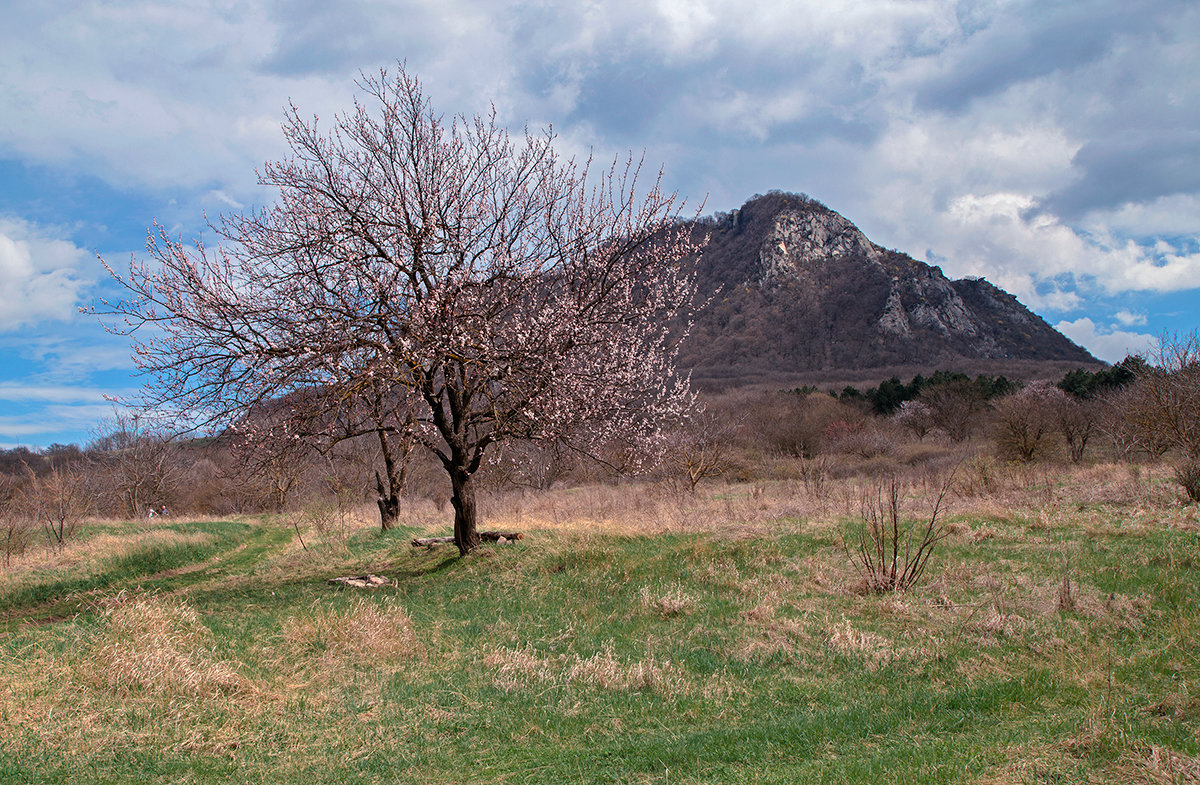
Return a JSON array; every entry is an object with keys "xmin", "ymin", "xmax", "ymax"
[{"xmin": 97, "ymin": 67, "xmax": 701, "ymax": 554}]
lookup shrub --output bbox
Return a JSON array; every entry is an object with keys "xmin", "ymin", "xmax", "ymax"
[
  {"xmin": 847, "ymin": 474, "xmax": 950, "ymax": 592},
  {"xmin": 1122, "ymin": 333, "xmax": 1200, "ymax": 501},
  {"xmin": 991, "ymin": 381, "xmax": 1065, "ymax": 462}
]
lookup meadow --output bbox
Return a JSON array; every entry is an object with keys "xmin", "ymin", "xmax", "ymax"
[{"xmin": 1, "ymin": 461, "xmax": 1198, "ymax": 784}]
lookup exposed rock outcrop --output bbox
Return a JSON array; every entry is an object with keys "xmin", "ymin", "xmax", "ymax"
[{"xmin": 679, "ymin": 191, "xmax": 1097, "ymax": 381}]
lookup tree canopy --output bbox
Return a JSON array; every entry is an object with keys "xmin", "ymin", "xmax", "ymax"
[{"xmin": 97, "ymin": 67, "xmax": 702, "ymax": 553}]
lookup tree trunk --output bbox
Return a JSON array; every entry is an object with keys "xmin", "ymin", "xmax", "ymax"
[
  {"xmin": 375, "ymin": 472, "xmax": 400, "ymax": 531},
  {"xmin": 375, "ymin": 429, "xmax": 405, "ymax": 530},
  {"xmin": 450, "ymin": 469, "xmax": 480, "ymax": 555}
]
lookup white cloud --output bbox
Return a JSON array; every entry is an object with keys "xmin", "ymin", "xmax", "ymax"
[
  {"xmin": 0, "ymin": 383, "xmax": 132, "ymax": 404},
  {"xmin": 0, "ymin": 217, "xmax": 91, "ymax": 329},
  {"xmin": 0, "ymin": 0, "xmax": 1195, "ymax": 320},
  {"xmin": 1114, "ymin": 310, "xmax": 1147, "ymax": 326},
  {"xmin": 1054, "ymin": 317, "xmax": 1156, "ymax": 364},
  {"xmin": 1082, "ymin": 194, "xmax": 1200, "ymax": 239}
]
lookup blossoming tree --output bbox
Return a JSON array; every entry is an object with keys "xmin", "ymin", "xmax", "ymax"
[{"xmin": 98, "ymin": 67, "xmax": 701, "ymax": 554}]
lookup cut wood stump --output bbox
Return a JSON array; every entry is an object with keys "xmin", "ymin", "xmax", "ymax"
[
  {"xmin": 411, "ymin": 531, "xmax": 524, "ymax": 548},
  {"xmin": 328, "ymin": 574, "xmax": 392, "ymax": 588}
]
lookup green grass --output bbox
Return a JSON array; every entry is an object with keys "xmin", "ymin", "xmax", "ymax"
[{"xmin": 0, "ymin": 488, "xmax": 1198, "ymax": 784}]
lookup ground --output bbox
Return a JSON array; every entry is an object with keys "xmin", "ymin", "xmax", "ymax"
[{"xmin": 1, "ymin": 462, "xmax": 1198, "ymax": 784}]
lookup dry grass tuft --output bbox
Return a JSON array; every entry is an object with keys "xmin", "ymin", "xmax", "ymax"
[
  {"xmin": 483, "ymin": 643, "xmax": 688, "ymax": 695},
  {"xmin": 565, "ymin": 644, "xmax": 686, "ymax": 694},
  {"xmin": 1142, "ymin": 684, "xmax": 1200, "ymax": 721},
  {"xmin": 638, "ymin": 583, "xmax": 698, "ymax": 618},
  {"xmin": 981, "ymin": 607, "xmax": 1029, "ymax": 639},
  {"xmin": 282, "ymin": 597, "xmax": 419, "ymax": 667},
  {"xmin": 87, "ymin": 592, "xmax": 247, "ymax": 699},
  {"xmin": 826, "ymin": 617, "xmax": 895, "ymax": 669},
  {"xmin": 483, "ymin": 645, "xmax": 558, "ymax": 693},
  {"xmin": 1113, "ymin": 744, "xmax": 1200, "ymax": 784}
]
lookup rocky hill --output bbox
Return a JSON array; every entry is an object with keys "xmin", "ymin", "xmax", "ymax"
[{"xmin": 679, "ymin": 191, "xmax": 1098, "ymax": 384}]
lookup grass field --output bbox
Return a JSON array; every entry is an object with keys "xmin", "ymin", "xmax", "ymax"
[{"xmin": 1, "ymin": 462, "xmax": 1198, "ymax": 784}]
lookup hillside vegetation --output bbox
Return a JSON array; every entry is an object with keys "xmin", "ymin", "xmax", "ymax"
[{"xmin": 2, "ymin": 462, "xmax": 1198, "ymax": 784}]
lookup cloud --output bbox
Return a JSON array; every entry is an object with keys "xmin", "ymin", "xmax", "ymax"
[
  {"xmin": 0, "ymin": 0, "xmax": 1196, "ymax": 327},
  {"xmin": 0, "ymin": 217, "xmax": 91, "ymax": 329},
  {"xmin": 1114, "ymin": 310, "xmax": 1148, "ymax": 326},
  {"xmin": 1054, "ymin": 317, "xmax": 1156, "ymax": 363}
]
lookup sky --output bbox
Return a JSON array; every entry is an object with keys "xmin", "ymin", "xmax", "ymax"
[{"xmin": 1, "ymin": 0, "xmax": 1198, "ymax": 448}]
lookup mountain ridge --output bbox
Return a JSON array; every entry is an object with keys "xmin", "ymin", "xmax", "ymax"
[{"xmin": 678, "ymin": 191, "xmax": 1099, "ymax": 386}]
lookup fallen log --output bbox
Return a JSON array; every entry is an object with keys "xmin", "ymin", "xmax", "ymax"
[
  {"xmin": 411, "ymin": 531, "xmax": 523, "ymax": 548},
  {"xmin": 328, "ymin": 574, "xmax": 392, "ymax": 588}
]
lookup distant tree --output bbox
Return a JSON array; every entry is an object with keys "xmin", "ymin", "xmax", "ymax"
[
  {"xmin": 97, "ymin": 66, "xmax": 701, "ymax": 554},
  {"xmin": 0, "ymin": 473, "xmax": 33, "ymax": 566},
  {"xmin": 991, "ymin": 382, "xmax": 1064, "ymax": 462},
  {"xmin": 229, "ymin": 411, "xmax": 317, "ymax": 514},
  {"xmin": 665, "ymin": 408, "xmax": 737, "ymax": 493},
  {"xmin": 1054, "ymin": 394, "xmax": 1097, "ymax": 464},
  {"xmin": 866, "ymin": 376, "xmax": 909, "ymax": 415},
  {"xmin": 1122, "ymin": 333, "xmax": 1200, "ymax": 501},
  {"xmin": 89, "ymin": 411, "xmax": 179, "ymax": 518},
  {"xmin": 893, "ymin": 399, "xmax": 935, "ymax": 442},
  {"xmin": 920, "ymin": 379, "xmax": 987, "ymax": 442},
  {"xmin": 18, "ymin": 465, "xmax": 91, "ymax": 551},
  {"xmin": 1059, "ymin": 356, "xmax": 1143, "ymax": 399}
]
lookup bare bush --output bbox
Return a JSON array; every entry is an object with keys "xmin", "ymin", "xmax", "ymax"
[
  {"xmin": 0, "ymin": 473, "xmax": 33, "ymax": 567},
  {"xmin": 991, "ymin": 381, "xmax": 1064, "ymax": 462},
  {"xmin": 1123, "ymin": 333, "xmax": 1200, "ymax": 501},
  {"xmin": 19, "ymin": 466, "xmax": 91, "ymax": 551},
  {"xmin": 920, "ymin": 380, "xmax": 986, "ymax": 442},
  {"xmin": 1055, "ymin": 394, "xmax": 1097, "ymax": 463},
  {"xmin": 664, "ymin": 409, "xmax": 738, "ymax": 492},
  {"xmin": 747, "ymin": 391, "xmax": 859, "ymax": 459},
  {"xmin": 89, "ymin": 411, "xmax": 180, "ymax": 518},
  {"xmin": 893, "ymin": 399, "xmax": 935, "ymax": 442},
  {"xmin": 847, "ymin": 474, "xmax": 950, "ymax": 592}
]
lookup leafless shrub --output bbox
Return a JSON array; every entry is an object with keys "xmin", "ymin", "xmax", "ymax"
[
  {"xmin": 88, "ymin": 410, "xmax": 180, "ymax": 518},
  {"xmin": 991, "ymin": 381, "xmax": 1064, "ymax": 463},
  {"xmin": 798, "ymin": 454, "xmax": 831, "ymax": 497},
  {"xmin": 17, "ymin": 465, "xmax": 91, "ymax": 551},
  {"xmin": 663, "ymin": 409, "xmax": 738, "ymax": 493},
  {"xmin": 0, "ymin": 473, "xmax": 33, "ymax": 567},
  {"xmin": 920, "ymin": 380, "xmax": 987, "ymax": 442},
  {"xmin": 1056, "ymin": 395, "xmax": 1097, "ymax": 464},
  {"xmin": 847, "ymin": 474, "xmax": 951, "ymax": 593},
  {"xmin": 747, "ymin": 391, "xmax": 857, "ymax": 459},
  {"xmin": 827, "ymin": 417, "xmax": 898, "ymax": 460},
  {"xmin": 893, "ymin": 399, "xmax": 936, "ymax": 442},
  {"xmin": 1122, "ymin": 332, "xmax": 1200, "ymax": 501}
]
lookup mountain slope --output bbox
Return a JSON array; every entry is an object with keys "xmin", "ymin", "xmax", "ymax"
[{"xmin": 679, "ymin": 191, "xmax": 1097, "ymax": 381}]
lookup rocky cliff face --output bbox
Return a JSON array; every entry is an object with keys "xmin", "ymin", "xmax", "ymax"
[{"xmin": 678, "ymin": 191, "xmax": 1097, "ymax": 380}]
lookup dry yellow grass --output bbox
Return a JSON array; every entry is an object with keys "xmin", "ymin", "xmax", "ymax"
[
  {"xmin": 86, "ymin": 592, "xmax": 249, "ymax": 699},
  {"xmin": 483, "ymin": 642, "xmax": 688, "ymax": 696},
  {"xmin": 638, "ymin": 582, "xmax": 698, "ymax": 618},
  {"xmin": 281, "ymin": 597, "xmax": 419, "ymax": 669},
  {"xmin": 0, "ymin": 527, "xmax": 215, "ymax": 586}
]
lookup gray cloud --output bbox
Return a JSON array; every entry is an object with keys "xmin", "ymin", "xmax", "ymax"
[
  {"xmin": 1046, "ymin": 129, "xmax": 1200, "ymax": 220},
  {"xmin": 0, "ymin": 0, "xmax": 1197, "ymax": 314},
  {"xmin": 913, "ymin": 2, "xmax": 1159, "ymax": 112}
]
